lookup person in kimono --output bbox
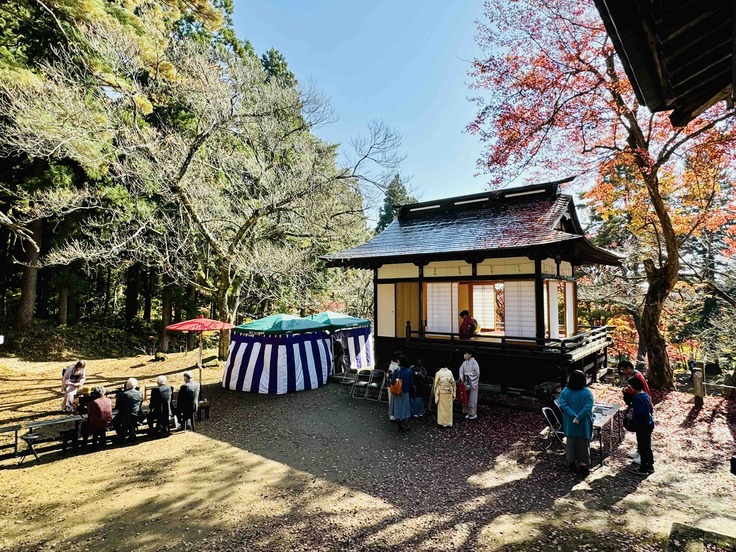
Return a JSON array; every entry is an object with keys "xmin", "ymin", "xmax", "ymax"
[
  {"xmin": 61, "ymin": 360, "xmax": 87, "ymax": 412},
  {"xmin": 458, "ymin": 349, "xmax": 480, "ymax": 420},
  {"xmin": 557, "ymin": 369, "xmax": 594, "ymax": 476},
  {"xmin": 387, "ymin": 351, "xmax": 401, "ymax": 421},
  {"xmin": 390, "ymin": 355, "xmax": 414, "ymax": 432},
  {"xmin": 409, "ymin": 359, "xmax": 427, "ymax": 417},
  {"xmin": 433, "ymin": 366, "xmax": 456, "ymax": 427}
]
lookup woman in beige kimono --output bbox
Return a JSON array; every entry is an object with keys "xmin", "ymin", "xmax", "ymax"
[{"xmin": 433, "ymin": 367, "xmax": 456, "ymax": 427}]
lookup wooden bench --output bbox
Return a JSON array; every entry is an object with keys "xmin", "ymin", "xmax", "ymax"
[{"xmin": 0, "ymin": 424, "xmax": 22, "ymax": 457}]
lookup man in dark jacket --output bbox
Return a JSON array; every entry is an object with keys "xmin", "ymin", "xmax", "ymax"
[
  {"xmin": 176, "ymin": 371, "xmax": 200, "ymax": 431},
  {"xmin": 113, "ymin": 378, "xmax": 145, "ymax": 444},
  {"xmin": 147, "ymin": 375, "xmax": 174, "ymax": 437}
]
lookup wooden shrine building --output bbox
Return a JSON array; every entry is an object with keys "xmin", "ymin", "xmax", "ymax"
[{"xmin": 324, "ymin": 179, "xmax": 622, "ymax": 397}]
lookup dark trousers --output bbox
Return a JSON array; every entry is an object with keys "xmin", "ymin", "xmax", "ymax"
[{"xmin": 635, "ymin": 424, "xmax": 654, "ymax": 470}]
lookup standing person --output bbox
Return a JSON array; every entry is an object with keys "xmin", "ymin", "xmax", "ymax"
[
  {"xmin": 176, "ymin": 371, "xmax": 200, "ymax": 431},
  {"xmin": 458, "ymin": 310, "xmax": 478, "ymax": 339},
  {"xmin": 147, "ymin": 375, "xmax": 174, "ymax": 437},
  {"xmin": 629, "ymin": 376, "xmax": 655, "ymax": 475},
  {"xmin": 390, "ymin": 355, "xmax": 414, "ymax": 432},
  {"xmin": 557, "ymin": 370, "xmax": 595, "ymax": 476},
  {"xmin": 409, "ymin": 359, "xmax": 427, "ymax": 418},
  {"xmin": 113, "ymin": 378, "xmax": 145, "ymax": 444},
  {"xmin": 688, "ymin": 359, "xmax": 697, "ymax": 382},
  {"xmin": 60, "ymin": 360, "xmax": 87, "ymax": 412},
  {"xmin": 81, "ymin": 386, "xmax": 113, "ymax": 448},
  {"xmin": 387, "ymin": 351, "xmax": 401, "ymax": 422},
  {"xmin": 459, "ymin": 349, "xmax": 480, "ymax": 420},
  {"xmin": 620, "ymin": 360, "xmax": 650, "ymax": 405},
  {"xmin": 433, "ymin": 366, "xmax": 456, "ymax": 427}
]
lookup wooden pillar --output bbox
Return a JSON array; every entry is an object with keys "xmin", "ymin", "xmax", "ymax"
[
  {"xmin": 534, "ymin": 259, "xmax": 545, "ymax": 344},
  {"xmin": 418, "ymin": 264, "xmax": 424, "ymax": 338},
  {"xmin": 693, "ymin": 368, "xmax": 704, "ymax": 408}
]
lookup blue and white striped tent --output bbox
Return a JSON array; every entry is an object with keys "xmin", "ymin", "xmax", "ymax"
[
  {"xmin": 222, "ymin": 331, "xmax": 332, "ymax": 394},
  {"xmin": 335, "ymin": 325, "xmax": 373, "ymax": 371}
]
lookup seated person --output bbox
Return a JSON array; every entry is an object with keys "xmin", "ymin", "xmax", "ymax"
[
  {"xmin": 81, "ymin": 386, "xmax": 113, "ymax": 448},
  {"xmin": 176, "ymin": 371, "xmax": 200, "ymax": 430},
  {"xmin": 112, "ymin": 378, "xmax": 145, "ymax": 444},
  {"xmin": 147, "ymin": 375, "xmax": 174, "ymax": 437}
]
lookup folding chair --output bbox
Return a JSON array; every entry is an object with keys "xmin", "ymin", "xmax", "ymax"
[
  {"xmin": 337, "ymin": 369, "xmax": 358, "ymax": 396},
  {"xmin": 350, "ymin": 369, "xmax": 373, "ymax": 399},
  {"xmin": 365, "ymin": 370, "xmax": 385, "ymax": 401},
  {"xmin": 542, "ymin": 406, "xmax": 565, "ymax": 450},
  {"xmin": 377, "ymin": 374, "xmax": 390, "ymax": 403}
]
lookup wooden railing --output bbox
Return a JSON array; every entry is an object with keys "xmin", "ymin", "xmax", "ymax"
[{"xmin": 404, "ymin": 322, "xmax": 610, "ymax": 358}]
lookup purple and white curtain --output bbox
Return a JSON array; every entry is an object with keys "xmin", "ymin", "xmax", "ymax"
[
  {"xmin": 338, "ymin": 326, "xmax": 373, "ymax": 371},
  {"xmin": 222, "ymin": 332, "xmax": 332, "ymax": 394}
]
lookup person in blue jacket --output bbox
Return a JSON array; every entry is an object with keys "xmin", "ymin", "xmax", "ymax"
[
  {"xmin": 391, "ymin": 355, "xmax": 414, "ymax": 432},
  {"xmin": 557, "ymin": 370, "xmax": 594, "ymax": 476},
  {"xmin": 628, "ymin": 376, "xmax": 655, "ymax": 475}
]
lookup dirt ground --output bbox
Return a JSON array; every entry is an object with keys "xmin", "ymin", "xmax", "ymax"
[{"xmin": 0, "ymin": 353, "xmax": 734, "ymax": 552}]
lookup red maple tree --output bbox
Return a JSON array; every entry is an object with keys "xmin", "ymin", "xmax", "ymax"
[{"xmin": 467, "ymin": 0, "xmax": 736, "ymax": 388}]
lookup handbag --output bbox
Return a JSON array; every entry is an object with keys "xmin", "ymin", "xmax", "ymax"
[
  {"xmin": 622, "ymin": 407, "xmax": 637, "ymax": 432},
  {"xmin": 457, "ymin": 381, "xmax": 468, "ymax": 405},
  {"xmin": 389, "ymin": 375, "xmax": 402, "ymax": 395}
]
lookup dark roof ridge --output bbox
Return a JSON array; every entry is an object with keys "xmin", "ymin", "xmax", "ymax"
[{"xmin": 396, "ymin": 176, "xmax": 576, "ymax": 219}]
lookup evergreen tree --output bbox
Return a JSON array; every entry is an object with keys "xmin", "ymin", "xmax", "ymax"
[{"xmin": 376, "ymin": 174, "xmax": 415, "ymax": 234}]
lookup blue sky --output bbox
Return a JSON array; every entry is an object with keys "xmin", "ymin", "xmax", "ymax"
[{"xmin": 232, "ymin": 1, "xmax": 489, "ymax": 210}]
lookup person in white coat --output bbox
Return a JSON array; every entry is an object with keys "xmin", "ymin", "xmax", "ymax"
[{"xmin": 459, "ymin": 349, "xmax": 480, "ymax": 420}]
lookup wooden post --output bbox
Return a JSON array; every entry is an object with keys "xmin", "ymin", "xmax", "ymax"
[{"xmin": 693, "ymin": 368, "xmax": 704, "ymax": 408}]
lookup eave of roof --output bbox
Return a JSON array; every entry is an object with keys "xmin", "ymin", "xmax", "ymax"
[
  {"xmin": 594, "ymin": 0, "xmax": 733, "ymax": 126},
  {"xmin": 323, "ymin": 179, "xmax": 622, "ymax": 269}
]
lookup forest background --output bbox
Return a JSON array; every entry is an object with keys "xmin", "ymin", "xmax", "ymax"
[{"xmin": 0, "ymin": 0, "xmax": 735, "ymax": 391}]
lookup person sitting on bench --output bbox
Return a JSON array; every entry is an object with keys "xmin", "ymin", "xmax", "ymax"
[
  {"xmin": 81, "ymin": 386, "xmax": 113, "ymax": 448},
  {"xmin": 113, "ymin": 378, "xmax": 145, "ymax": 444},
  {"xmin": 147, "ymin": 375, "xmax": 174, "ymax": 437},
  {"xmin": 176, "ymin": 371, "xmax": 200, "ymax": 431}
]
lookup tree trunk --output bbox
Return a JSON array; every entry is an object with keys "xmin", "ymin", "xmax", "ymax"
[
  {"xmin": 631, "ymin": 310, "xmax": 647, "ymax": 367},
  {"xmin": 14, "ymin": 218, "xmax": 42, "ymax": 331},
  {"xmin": 58, "ymin": 286, "xmax": 68, "ymax": 325},
  {"xmin": 143, "ymin": 266, "xmax": 155, "ymax": 321},
  {"xmin": 216, "ymin": 264, "xmax": 231, "ymax": 361},
  {"xmin": 124, "ymin": 263, "xmax": 141, "ymax": 320},
  {"xmin": 103, "ymin": 266, "xmax": 111, "ymax": 320},
  {"xmin": 160, "ymin": 275, "xmax": 173, "ymax": 353}
]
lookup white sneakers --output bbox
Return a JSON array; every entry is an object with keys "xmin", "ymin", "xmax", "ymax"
[{"xmin": 465, "ymin": 414, "xmax": 477, "ymax": 420}]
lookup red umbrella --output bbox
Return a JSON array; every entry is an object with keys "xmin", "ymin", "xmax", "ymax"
[{"xmin": 166, "ymin": 315, "xmax": 235, "ymax": 383}]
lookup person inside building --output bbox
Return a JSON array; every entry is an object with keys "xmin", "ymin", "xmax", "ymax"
[{"xmin": 458, "ymin": 310, "xmax": 478, "ymax": 339}]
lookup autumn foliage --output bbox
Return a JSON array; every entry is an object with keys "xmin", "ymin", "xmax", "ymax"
[{"xmin": 468, "ymin": 0, "xmax": 736, "ymax": 388}]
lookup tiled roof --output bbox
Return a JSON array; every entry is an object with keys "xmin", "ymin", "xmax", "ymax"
[{"xmin": 324, "ymin": 181, "xmax": 621, "ymax": 268}]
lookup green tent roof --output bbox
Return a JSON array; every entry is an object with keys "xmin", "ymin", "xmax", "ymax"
[
  {"xmin": 234, "ymin": 314, "xmax": 330, "ymax": 335},
  {"xmin": 306, "ymin": 311, "xmax": 371, "ymax": 330}
]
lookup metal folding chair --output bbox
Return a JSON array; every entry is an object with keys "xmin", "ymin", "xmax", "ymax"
[
  {"xmin": 365, "ymin": 370, "xmax": 385, "ymax": 401},
  {"xmin": 337, "ymin": 369, "xmax": 358, "ymax": 396},
  {"xmin": 350, "ymin": 369, "xmax": 373, "ymax": 398},
  {"xmin": 542, "ymin": 406, "xmax": 565, "ymax": 450}
]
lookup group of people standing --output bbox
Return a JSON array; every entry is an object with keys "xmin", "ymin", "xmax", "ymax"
[
  {"xmin": 60, "ymin": 361, "xmax": 201, "ymax": 447},
  {"xmin": 556, "ymin": 360, "xmax": 654, "ymax": 477},
  {"xmin": 386, "ymin": 348, "xmax": 481, "ymax": 431}
]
